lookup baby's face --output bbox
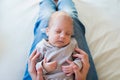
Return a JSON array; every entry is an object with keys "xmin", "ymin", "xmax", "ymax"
[{"xmin": 46, "ymin": 17, "xmax": 73, "ymax": 48}]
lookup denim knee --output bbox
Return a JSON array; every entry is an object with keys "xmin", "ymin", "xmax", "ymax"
[
  {"xmin": 62, "ymin": 8, "xmax": 78, "ymax": 18},
  {"xmin": 57, "ymin": 0, "xmax": 78, "ymax": 18}
]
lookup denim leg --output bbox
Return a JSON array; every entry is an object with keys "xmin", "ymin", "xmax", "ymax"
[
  {"xmin": 73, "ymin": 18, "xmax": 98, "ymax": 80},
  {"xmin": 57, "ymin": 0, "xmax": 78, "ymax": 18},
  {"xmin": 58, "ymin": 0, "xmax": 98, "ymax": 80},
  {"xmin": 23, "ymin": 0, "xmax": 56, "ymax": 80}
]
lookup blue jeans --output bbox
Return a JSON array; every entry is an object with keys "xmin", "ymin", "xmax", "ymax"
[{"xmin": 23, "ymin": 0, "xmax": 98, "ymax": 80}]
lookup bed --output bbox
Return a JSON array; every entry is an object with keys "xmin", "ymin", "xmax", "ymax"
[{"xmin": 0, "ymin": 0, "xmax": 120, "ymax": 80}]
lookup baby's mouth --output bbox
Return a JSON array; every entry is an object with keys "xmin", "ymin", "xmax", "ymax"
[{"xmin": 57, "ymin": 41, "xmax": 64, "ymax": 43}]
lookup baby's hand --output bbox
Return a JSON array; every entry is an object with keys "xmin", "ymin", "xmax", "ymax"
[
  {"xmin": 43, "ymin": 58, "xmax": 57, "ymax": 73},
  {"xmin": 62, "ymin": 60, "xmax": 76, "ymax": 76}
]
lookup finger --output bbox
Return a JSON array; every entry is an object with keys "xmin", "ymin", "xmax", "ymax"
[
  {"xmin": 62, "ymin": 66, "xmax": 71, "ymax": 73},
  {"xmin": 66, "ymin": 59, "xmax": 72, "ymax": 64},
  {"xmin": 72, "ymin": 65, "xmax": 82, "ymax": 80},
  {"xmin": 80, "ymin": 56, "xmax": 90, "ymax": 76},
  {"xmin": 74, "ymin": 48, "xmax": 89, "ymax": 61},
  {"xmin": 37, "ymin": 67, "xmax": 43, "ymax": 75},
  {"xmin": 73, "ymin": 54, "xmax": 88, "ymax": 63},
  {"xmin": 62, "ymin": 69, "xmax": 71, "ymax": 74},
  {"xmin": 30, "ymin": 52, "xmax": 40, "ymax": 64},
  {"xmin": 73, "ymin": 54, "xmax": 82, "ymax": 58},
  {"xmin": 82, "ymin": 59, "xmax": 90, "ymax": 73},
  {"xmin": 37, "ymin": 67, "xmax": 43, "ymax": 80},
  {"xmin": 49, "ymin": 61, "xmax": 57, "ymax": 69},
  {"xmin": 29, "ymin": 49, "xmax": 37, "ymax": 60},
  {"xmin": 62, "ymin": 66, "xmax": 70, "ymax": 69},
  {"xmin": 80, "ymin": 53, "xmax": 89, "ymax": 64},
  {"xmin": 75, "ymin": 48, "xmax": 87, "ymax": 55},
  {"xmin": 66, "ymin": 73, "xmax": 72, "ymax": 76},
  {"xmin": 73, "ymin": 65, "xmax": 80, "ymax": 73}
]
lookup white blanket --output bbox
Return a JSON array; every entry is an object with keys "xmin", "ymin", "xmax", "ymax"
[{"xmin": 0, "ymin": 0, "xmax": 120, "ymax": 80}]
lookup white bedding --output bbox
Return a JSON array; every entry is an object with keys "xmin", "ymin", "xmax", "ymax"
[{"xmin": 0, "ymin": 0, "xmax": 120, "ymax": 80}]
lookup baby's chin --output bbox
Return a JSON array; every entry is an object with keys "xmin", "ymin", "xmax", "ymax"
[
  {"xmin": 52, "ymin": 44, "xmax": 64, "ymax": 48},
  {"xmin": 57, "ymin": 44, "xmax": 64, "ymax": 47}
]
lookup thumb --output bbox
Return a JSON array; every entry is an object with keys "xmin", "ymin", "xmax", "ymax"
[
  {"xmin": 66, "ymin": 59, "xmax": 72, "ymax": 64},
  {"xmin": 73, "ymin": 65, "xmax": 81, "ymax": 80},
  {"xmin": 37, "ymin": 67, "xmax": 43, "ymax": 80},
  {"xmin": 73, "ymin": 65, "xmax": 78, "ymax": 73}
]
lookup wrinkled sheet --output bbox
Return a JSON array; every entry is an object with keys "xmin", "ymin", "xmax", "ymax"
[{"xmin": 0, "ymin": 0, "xmax": 120, "ymax": 80}]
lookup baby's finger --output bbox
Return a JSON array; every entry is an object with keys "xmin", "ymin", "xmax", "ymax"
[
  {"xmin": 62, "ymin": 66, "xmax": 70, "ymax": 70},
  {"xmin": 62, "ymin": 69, "xmax": 71, "ymax": 74},
  {"xmin": 62, "ymin": 66, "xmax": 71, "ymax": 73},
  {"xmin": 66, "ymin": 73, "xmax": 72, "ymax": 76}
]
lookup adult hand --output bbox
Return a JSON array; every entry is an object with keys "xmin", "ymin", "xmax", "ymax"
[
  {"xmin": 28, "ymin": 49, "xmax": 43, "ymax": 80},
  {"xmin": 73, "ymin": 48, "xmax": 90, "ymax": 80}
]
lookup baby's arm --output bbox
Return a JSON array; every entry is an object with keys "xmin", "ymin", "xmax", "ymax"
[
  {"xmin": 35, "ymin": 39, "xmax": 57, "ymax": 74},
  {"xmin": 36, "ymin": 45, "xmax": 57, "ymax": 74},
  {"xmin": 36, "ymin": 58, "xmax": 57, "ymax": 76}
]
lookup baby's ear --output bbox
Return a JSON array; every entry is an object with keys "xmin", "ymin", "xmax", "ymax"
[{"xmin": 46, "ymin": 27, "xmax": 49, "ymax": 36}]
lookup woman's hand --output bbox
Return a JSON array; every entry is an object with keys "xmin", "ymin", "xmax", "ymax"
[
  {"xmin": 28, "ymin": 49, "xmax": 44, "ymax": 80},
  {"xmin": 73, "ymin": 48, "xmax": 90, "ymax": 80}
]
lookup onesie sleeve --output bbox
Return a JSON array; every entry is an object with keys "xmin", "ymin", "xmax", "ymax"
[
  {"xmin": 72, "ymin": 38, "xmax": 82, "ymax": 70},
  {"xmin": 73, "ymin": 57, "xmax": 82, "ymax": 70},
  {"xmin": 36, "ymin": 60, "xmax": 47, "ymax": 74}
]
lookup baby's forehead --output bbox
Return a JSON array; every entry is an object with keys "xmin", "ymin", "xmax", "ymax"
[
  {"xmin": 54, "ymin": 12, "xmax": 72, "ymax": 21},
  {"xmin": 51, "ymin": 14, "xmax": 73, "ymax": 24},
  {"xmin": 48, "ymin": 11, "xmax": 73, "ymax": 28}
]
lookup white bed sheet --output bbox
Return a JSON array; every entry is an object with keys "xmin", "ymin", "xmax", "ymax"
[{"xmin": 0, "ymin": 0, "xmax": 120, "ymax": 80}]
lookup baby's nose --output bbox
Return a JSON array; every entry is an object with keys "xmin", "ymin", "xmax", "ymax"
[{"xmin": 60, "ymin": 33, "xmax": 66, "ymax": 39}]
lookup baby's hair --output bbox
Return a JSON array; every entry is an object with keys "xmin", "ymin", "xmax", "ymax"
[{"xmin": 48, "ymin": 11, "xmax": 73, "ymax": 28}]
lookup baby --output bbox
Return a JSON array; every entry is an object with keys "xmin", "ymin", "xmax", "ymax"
[{"xmin": 36, "ymin": 11, "xmax": 82, "ymax": 80}]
